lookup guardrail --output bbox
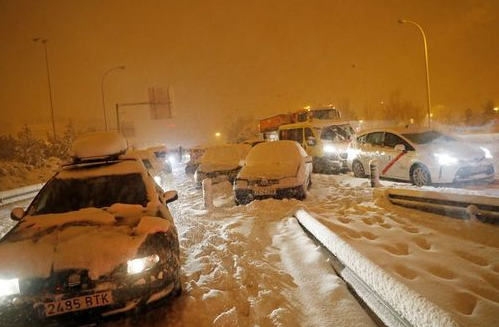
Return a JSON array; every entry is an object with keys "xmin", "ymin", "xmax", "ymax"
[
  {"xmin": 294, "ymin": 208, "xmax": 458, "ymax": 327},
  {"xmin": 0, "ymin": 183, "xmax": 43, "ymax": 206},
  {"xmin": 377, "ymin": 188, "xmax": 499, "ymax": 223}
]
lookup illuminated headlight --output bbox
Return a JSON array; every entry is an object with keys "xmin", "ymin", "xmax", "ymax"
[
  {"xmin": 434, "ymin": 153, "xmax": 458, "ymax": 165},
  {"xmin": 323, "ymin": 145, "xmax": 337, "ymax": 153},
  {"xmin": 154, "ymin": 176, "xmax": 162, "ymax": 184},
  {"xmin": 168, "ymin": 155, "xmax": 176, "ymax": 164},
  {"xmin": 235, "ymin": 179, "xmax": 248, "ymax": 187},
  {"xmin": 0, "ymin": 278, "xmax": 20, "ymax": 297},
  {"xmin": 481, "ymin": 147, "xmax": 493, "ymax": 159},
  {"xmin": 127, "ymin": 254, "xmax": 160, "ymax": 275}
]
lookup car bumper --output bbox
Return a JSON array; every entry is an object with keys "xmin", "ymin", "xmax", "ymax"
[
  {"xmin": 433, "ymin": 163, "xmax": 495, "ymax": 183},
  {"xmin": 0, "ymin": 267, "xmax": 178, "ymax": 323},
  {"xmin": 235, "ymin": 185, "xmax": 304, "ymax": 204}
]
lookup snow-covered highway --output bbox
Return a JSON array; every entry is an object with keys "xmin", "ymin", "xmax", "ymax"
[{"xmin": 1, "ymin": 166, "xmax": 498, "ymax": 327}]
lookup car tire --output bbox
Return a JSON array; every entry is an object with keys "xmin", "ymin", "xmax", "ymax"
[
  {"xmin": 411, "ymin": 164, "xmax": 432, "ymax": 186},
  {"xmin": 352, "ymin": 160, "xmax": 366, "ymax": 178},
  {"xmin": 295, "ymin": 185, "xmax": 306, "ymax": 200}
]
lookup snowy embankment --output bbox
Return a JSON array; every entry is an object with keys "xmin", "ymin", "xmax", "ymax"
[
  {"xmin": 303, "ymin": 175, "xmax": 499, "ymax": 327},
  {"xmin": 0, "ymin": 158, "xmax": 60, "ymax": 192}
]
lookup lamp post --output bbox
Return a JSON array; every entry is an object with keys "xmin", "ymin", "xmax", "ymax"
[
  {"xmin": 33, "ymin": 38, "xmax": 56, "ymax": 138},
  {"xmin": 101, "ymin": 65, "xmax": 125, "ymax": 131},
  {"xmin": 398, "ymin": 19, "xmax": 432, "ymax": 128}
]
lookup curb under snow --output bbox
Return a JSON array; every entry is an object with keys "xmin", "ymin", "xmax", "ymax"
[{"xmin": 294, "ymin": 208, "xmax": 459, "ymax": 327}]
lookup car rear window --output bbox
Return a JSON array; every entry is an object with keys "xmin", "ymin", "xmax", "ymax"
[{"xmin": 31, "ymin": 173, "xmax": 148, "ymax": 215}]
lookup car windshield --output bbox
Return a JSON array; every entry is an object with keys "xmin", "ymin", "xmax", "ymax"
[
  {"xmin": 30, "ymin": 173, "xmax": 148, "ymax": 215},
  {"xmin": 320, "ymin": 124, "xmax": 354, "ymax": 141},
  {"xmin": 402, "ymin": 131, "xmax": 456, "ymax": 144},
  {"xmin": 312, "ymin": 109, "xmax": 340, "ymax": 120}
]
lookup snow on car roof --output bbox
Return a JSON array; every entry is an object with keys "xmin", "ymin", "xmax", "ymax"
[
  {"xmin": 358, "ymin": 125, "xmax": 435, "ymax": 136},
  {"xmin": 70, "ymin": 131, "xmax": 128, "ymax": 159},
  {"xmin": 201, "ymin": 144, "xmax": 251, "ymax": 164},
  {"xmin": 59, "ymin": 159, "xmax": 145, "ymax": 179},
  {"xmin": 246, "ymin": 140, "xmax": 306, "ymax": 165}
]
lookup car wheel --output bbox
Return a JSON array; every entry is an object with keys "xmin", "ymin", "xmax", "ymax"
[
  {"xmin": 352, "ymin": 160, "xmax": 365, "ymax": 178},
  {"xmin": 411, "ymin": 164, "xmax": 431, "ymax": 186}
]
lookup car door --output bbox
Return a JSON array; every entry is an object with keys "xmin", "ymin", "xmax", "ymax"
[
  {"xmin": 361, "ymin": 132, "xmax": 385, "ymax": 169},
  {"xmin": 379, "ymin": 132, "xmax": 412, "ymax": 179}
]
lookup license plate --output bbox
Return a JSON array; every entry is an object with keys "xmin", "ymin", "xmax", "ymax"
[
  {"xmin": 44, "ymin": 291, "xmax": 113, "ymax": 317},
  {"xmin": 254, "ymin": 188, "xmax": 276, "ymax": 196}
]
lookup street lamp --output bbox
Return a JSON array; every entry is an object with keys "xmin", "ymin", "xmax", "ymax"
[
  {"xmin": 398, "ymin": 19, "xmax": 432, "ymax": 128},
  {"xmin": 101, "ymin": 65, "xmax": 125, "ymax": 131},
  {"xmin": 33, "ymin": 37, "xmax": 56, "ymax": 138}
]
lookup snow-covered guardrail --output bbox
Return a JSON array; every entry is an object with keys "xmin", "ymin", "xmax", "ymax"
[
  {"xmin": 0, "ymin": 184, "xmax": 43, "ymax": 206},
  {"xmin": 378, "ymin": 188, "xmax": 499, "ymax": 223},
  {"xmin": 294, "ymin": 208, "xmax": 458, "ymax": 327}
]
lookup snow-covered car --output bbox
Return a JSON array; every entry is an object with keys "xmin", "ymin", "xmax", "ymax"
[
  {"xmin": 347, "ymin": 127, "xmax": 495, "ymax": 186},
  {"xmin": 0, "ymin": 132, "xmax": 181, "ymax": 324},
  {"xmin": 146, "ymin": 145, "xmax": 173, "ymax": 173},
  {"xmin": 194, "ymin": 144, "xmax": 251, "ymax": 188},
  {"xmin": 184, "ymin": 144, "xmax": 208, "ymax": 174},
  {"xmin": 127, "ymin": 148, "xmax": 171, "ymax": 185},
  {"xmin": 234, "ymin": 140, "xmax": 313, "ymax": 204}
]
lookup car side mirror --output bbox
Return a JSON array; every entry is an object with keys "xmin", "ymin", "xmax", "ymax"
[
  {"xmin": 394, "ymin": 144, "xmax": 406, "ymax": 152},
  {"xmin": 306, "ymin": 137, "xmax": 316, "ymax": 146},
  {"xmin": 162, "ymin": 190, "xmax": 178, "ymax": 204},
  {"xmin": 11, "ymin": 207, "xmax": 25, "ymax": 221},
  {"xmin": 305, "ymin": 156, "xmax": 313, "ymax": 163}
]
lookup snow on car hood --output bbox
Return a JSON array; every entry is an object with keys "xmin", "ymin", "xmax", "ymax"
[
  {"xmin": 0, "ymin": 204, "xmax": 174, "ymax": 280},
  {"xmin": 198, "ymin": 162, "xmax": 239, "ymax": 173},
  {"xmin": 421, "ymin": 140, "xmax": 485, "ymax": 161},
  {"xmin": 238, "ymin": 163, "xmax": 298, "ymax": 180}
]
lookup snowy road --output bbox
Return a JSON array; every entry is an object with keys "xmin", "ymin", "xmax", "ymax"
[
  {"xmin": 100, "ymin": 168, "xmax": 375, "ymax": 327},
  {"xmin": 0, "ymin": 167, "xmax": 498, "ymax": 326}
]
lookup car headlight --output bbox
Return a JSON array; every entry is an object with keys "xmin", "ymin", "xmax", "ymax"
[
  {"xmin": 434, "ymin": 153, "xmax": 458, "ymax": 165},
  {"xmin": 323, "ymin": 145, "xmax": 337, "ymax": 153},
  {"xmin": 127, "ymin": 254, "xmax": 160, "ymax": 275},
  {"xmin": 0, "ymin": 278, "xmax": 20, "ymax": 297},
  {"xmin": 481, "ymin": 147, "xmax": 493, "ymax": 159}
]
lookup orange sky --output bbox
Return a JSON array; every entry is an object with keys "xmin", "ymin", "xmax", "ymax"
[{"xmin": 0, "ymin": 0, "xmax": 497, "ymax": 146}]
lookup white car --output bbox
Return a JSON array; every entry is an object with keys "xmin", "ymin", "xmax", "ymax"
[
  {"xmin": 194, "ymin": 144, "xmax": 251, "ymax": 188},
  {"xmin": 347, "ymin": 127, "xmax": 495, "ymax": 186},
  {"xmin": 234, "ymin": 140, "xmax": 313, "ymax": 204}
]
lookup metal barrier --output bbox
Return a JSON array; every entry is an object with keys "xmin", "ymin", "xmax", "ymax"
[
  {"xmin": 0, "ymin": 184, "xmax": 42, "ymax": 206},
  {"xmin": 380, "ymin": 188, "xmax": 499, "ymax": 223}
]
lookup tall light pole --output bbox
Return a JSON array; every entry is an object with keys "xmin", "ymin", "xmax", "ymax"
[
  {"xmin": 101, "ymin": 65, "xmax": 125, "ymax": 131},
  {"xmin": 33, "ymin": 37, "xmax": 56, "ymax": 138},
  {"xmin": 398, "ymin": 19, "xmax": 432, "ymax": 128}
]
